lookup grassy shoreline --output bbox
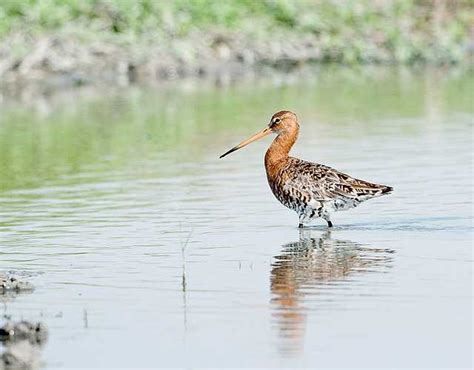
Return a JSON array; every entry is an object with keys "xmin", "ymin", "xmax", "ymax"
[{"xmin": 0, "ymin": 1, "xmax": 472, "ymax": 88}]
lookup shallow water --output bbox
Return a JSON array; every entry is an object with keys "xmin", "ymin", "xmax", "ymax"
[{"xmin": 0, "ymin": 67, "xmax": 472, "ymax": 369}]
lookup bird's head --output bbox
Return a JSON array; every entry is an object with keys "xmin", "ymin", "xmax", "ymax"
[
  {"xmin": 268, "ymin": 110, "xmax": 299, "ymax": 135},
  {"xmin": 220, "ymin": 110, "xmax": 299, "ymax": 158}
]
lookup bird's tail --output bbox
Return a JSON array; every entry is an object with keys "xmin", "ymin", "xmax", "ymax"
[
  {"xmin": 381, "ymin": 185, "xmax": 393, "ymax": 194},
  {"xmin": 354, "ymin": 182, "xmax": 393, "ymax": 201}
]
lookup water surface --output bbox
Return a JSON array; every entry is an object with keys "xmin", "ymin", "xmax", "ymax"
[{"xmin": 0, "ymin": 67, "xmax": 472, "ymax": 369}]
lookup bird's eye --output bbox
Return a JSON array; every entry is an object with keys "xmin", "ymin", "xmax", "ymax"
[{"xmin": 273, "ymin": 118, "xmax": 281, "ymax": 125}]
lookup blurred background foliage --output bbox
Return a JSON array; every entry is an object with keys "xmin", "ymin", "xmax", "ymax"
[{"xmin": 0, "ymin": 0, "xmax": 472, "ymax": 64}]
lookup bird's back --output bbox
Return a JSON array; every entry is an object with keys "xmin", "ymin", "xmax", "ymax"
[{"xmin": 268, "ymin": 157, "xmax": 392, "ymax": 212}]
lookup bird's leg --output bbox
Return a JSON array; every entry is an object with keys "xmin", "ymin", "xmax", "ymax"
[
  {"xmin": 298, "ymin": 214, "xmax": 306, "ymax": 229},
  {"xmin": 321, "ymin": 210, "xmax": 333, "ymax": 228}
]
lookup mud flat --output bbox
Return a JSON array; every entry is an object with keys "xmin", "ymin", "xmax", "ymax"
[
  {"xmin": 0, "ymin": 321, "xmax": 48, "ymax": 370},
  {"xmin": 1, "ymin": 273, "xmax": 34, "ymax": 296},
  {"xmin": 1, "ymin": 273, "xmax": 47, "ymax": 370},
  {"xmin": 2, "ymin": 30, "xmax": 472, "ymax": 94},
  {"xmin": 0, "ymin": 32, "xmax": 329, "ymax": 92}
]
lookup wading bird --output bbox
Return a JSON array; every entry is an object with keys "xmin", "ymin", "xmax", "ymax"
[{"xmin": 220, "ymin": 111, "xmax": 392, "ymax": 228}]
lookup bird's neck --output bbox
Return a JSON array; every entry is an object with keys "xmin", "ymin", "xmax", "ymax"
[{"xmin": 264, "ymin": 129, "xmax": 298, "ymax": 177}]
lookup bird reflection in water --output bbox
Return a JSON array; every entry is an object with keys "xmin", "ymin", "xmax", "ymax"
[{"xmin": 270, "ymin": 230, "xmax": 394, "ymax": 356}]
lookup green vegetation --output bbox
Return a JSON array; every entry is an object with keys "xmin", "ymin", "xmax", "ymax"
[{"xmin": 0, "ymin": 0, "xmax": 472, "ymax": 64}]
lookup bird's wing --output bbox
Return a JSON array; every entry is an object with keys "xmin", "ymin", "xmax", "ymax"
[{"xmin": 286, "ymin": 158, "xmax": 392, "ymax": 203}]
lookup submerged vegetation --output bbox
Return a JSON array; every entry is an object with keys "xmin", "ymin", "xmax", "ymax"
[{"xmin": 0, "ymin": 1, "xmax": 472, "ymax": 86}]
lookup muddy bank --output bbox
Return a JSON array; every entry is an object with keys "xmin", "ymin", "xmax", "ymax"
[
  {"xmin": 0, "ymin": 321, "xmax": 48, "ymax": 346},
  {"xmin": 0, "ymin": 321, "xmax": 48, "ymax": 370},
  {"xmin": 1, "ymin": 273, "xmax": 46, "ymax": 370},
  {"xmin": 1, "ymin": 273, "xmax": 34, "ymax": 296},
  {"xmin": 2, "ymin": 30, "xmax": 471, "ymax": 93},
  {"xmin": 0, "ymin": 32, "xmax": 328, "ymax": 89}
]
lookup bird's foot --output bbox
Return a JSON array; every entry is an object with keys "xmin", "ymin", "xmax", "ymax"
[{"xmin": 327, "ymin": 220, "xmax": 333, "ymax": 228}]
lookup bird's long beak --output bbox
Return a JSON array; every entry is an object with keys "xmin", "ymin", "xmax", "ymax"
[{"xmin": 220, "ymin": 127, "xmax": 272, "ymax": 158}]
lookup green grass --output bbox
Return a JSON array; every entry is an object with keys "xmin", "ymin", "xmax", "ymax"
[{"xmin": 0, "ymin": 0, "xmax": 472, "ymax": 63}]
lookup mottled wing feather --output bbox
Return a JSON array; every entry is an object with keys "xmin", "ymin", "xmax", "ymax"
[
  {"xmin": 285, "ymin": 157, "xmax": 392, "ymax": 205},
  {"xmin": 326, "ymin": 171, "xmax": 392, "ymax": 200}
]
